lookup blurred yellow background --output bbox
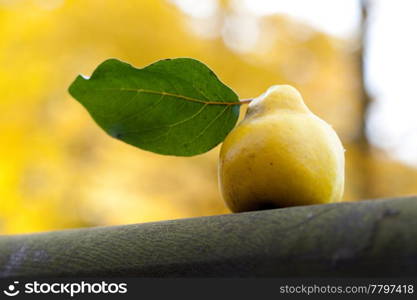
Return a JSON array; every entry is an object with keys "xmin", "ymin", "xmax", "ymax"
[{"xmin": 1, "ymin": 0, "xmax": 417, "ymax": 234}]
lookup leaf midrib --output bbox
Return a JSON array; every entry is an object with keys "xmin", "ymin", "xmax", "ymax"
[{"xmin": 99, "ymin": 88, "xmax": 239, "ymax": 106}]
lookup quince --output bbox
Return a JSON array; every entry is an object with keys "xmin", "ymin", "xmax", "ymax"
[{"xmin": 219, "ymin": 85, "xmax": 345, "ymax": 212}]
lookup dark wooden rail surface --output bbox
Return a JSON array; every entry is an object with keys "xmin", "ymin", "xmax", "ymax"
[{"xmin": 0, "ymin": 196, "xmax": 416, "ymax": 278}]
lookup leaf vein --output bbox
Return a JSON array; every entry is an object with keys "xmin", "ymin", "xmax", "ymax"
[
  {"xmin": 186, "ymin": 105, "xmax": 231, "ymax": 145},
  {"xmin": 122, "ymin": 103, "xmax": 209, "ymax": 135},
  {"xmin": 99, "ymin": 88, "xmax": 238, "ymax": 105}
]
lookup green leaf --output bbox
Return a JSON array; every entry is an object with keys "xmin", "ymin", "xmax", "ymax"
[{"xmin": 68, "ymin": 58, "xmax": 240, "ymax": 156}]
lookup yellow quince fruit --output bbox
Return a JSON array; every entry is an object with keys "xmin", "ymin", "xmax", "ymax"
[{"xmin": 218, "ymin": 85, "xmax": 345, "ymax": 212}]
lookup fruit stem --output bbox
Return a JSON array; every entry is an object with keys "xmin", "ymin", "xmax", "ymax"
[{"xmin": 239, "ymin": 99, "xmax": 253, "ymax": 105}]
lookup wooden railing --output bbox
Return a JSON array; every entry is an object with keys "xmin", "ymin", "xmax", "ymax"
[{"xmin": 0, "ymin": 196, "xmax": 416, "ymax": 278}]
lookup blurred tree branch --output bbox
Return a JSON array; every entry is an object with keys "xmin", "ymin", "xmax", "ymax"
[{"xmin": 356, "ymin": 0, "xmax": 374, "ymax": 198}]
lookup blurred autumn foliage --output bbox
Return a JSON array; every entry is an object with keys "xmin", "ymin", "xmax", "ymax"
[{"xmin": 0, "ymin": 0, "xmax": 416, "ymax": 234}]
